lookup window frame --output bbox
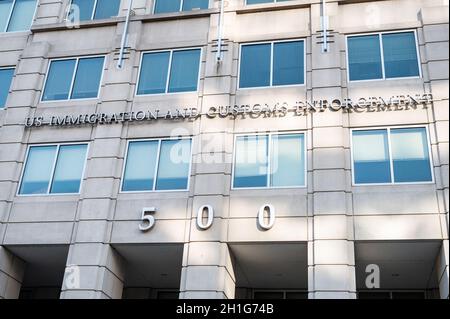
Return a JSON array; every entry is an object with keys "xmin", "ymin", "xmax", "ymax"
[
  {"xmin": 135, "ymin": 47, "xmax": 202, "ymax": 97},
  {"xmin": 237, "ymin": 39, "xmax": 306, "ymax": 90},
  {"xmin": 120, "ymin": 137, "xmax": 193, "ymax": 193},
  {"xmin": 67, "ymin": 0, "xmax": 121, "ymax": 21},
  {"xmin": 40, "ymin": 55, "xmax": 106, "ymax": 103},
  {"xmin": 0, "ymin": 66, "xmax": 15, "ymax": 109},
  {"xmin": 0, "ymin": 0, "xmax": 38, "ymax": 33},
  {"xmin": 346, "ymin": 29, "xmax": 422, "ymax": 83},
  {"xmin": 350, "ymin": 125, "xmax": 434, "ymax": 186},
  {"xmin": 152, "ymin": 0, "xmax": 210, "ymax": 14},
  {"xmin": 231, "ymin": 131, "xmax": 308, "ymax": 190},
  {"xmin": 17, "ymin": 142, "xmax": 90, "ymax": 197}
]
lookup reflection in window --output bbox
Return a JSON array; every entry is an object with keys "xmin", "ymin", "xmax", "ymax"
[
  {"xmin": 0, "ymin": 0, "xmax": 37, "ymax": 33},
  {"xmin": 122, "ymin": 139, "xmax": 192, "ymax": 192},
  {"xmin": 19, "ymin": 144, "xmax": 88, "ymax": 195},
  {"xmin": 0, "ymin": 68, "xmax": 14, "ymax": 108},
  {"xmin": 347, "ymin": 31, "xmax": 420, "ymax": 81},
  {"xmin": 42, "ymin": 56, "xmax": 104, "ymax": 101},
  {"xmin": 352, "ymin": 127, "xmax": 432, "ymax": 184},
  {"xmin": 234, "ymin": 133, "xmax": 306, "ymax": 188},
  {"xmin": 137, "ymin": 49, "xmax": 201, "ymax": 95}
]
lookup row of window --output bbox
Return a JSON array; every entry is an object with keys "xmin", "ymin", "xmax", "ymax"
[
  {"xmin": 17, "ymin": 126, "xmax": 434, "ymax": 195},
  {"xmin": 0, "ymin": 0, "xmax": 296, "ymax": 34},
  {"xmin": 0, "ymin": 30, "xmax": 421, "ymax": 107}
]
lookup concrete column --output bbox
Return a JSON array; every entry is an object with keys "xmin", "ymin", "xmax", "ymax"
[
  {"xmin": 307, "ymin": 2, "xmax": 356, "ymax": 299},
  {"xmin": 180, "ymin": 242, "xmax": 235, "ymax": 299},
  {"xmin": 0, "ymin": 246, "xmax": 25, "ymax": 299},
  {"xmin": 180, "ymin": 2, "xmax": 235, "ymax": 299},
  {"xmin": 436, "ymin": 240, "xmax": 449, "ymax": 299}
]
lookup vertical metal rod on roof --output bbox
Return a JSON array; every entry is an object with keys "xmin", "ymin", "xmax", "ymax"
[
  {"xmin": 117, "ymin": 0, "xmax": 134, "ymax": 69},
  {"xmin": 322, "ymin": 0, "xmax": 328, "ymax": 53},
  {"xmin": 216, "ymin": 0, "xmax": 225, "ymax": 63}
]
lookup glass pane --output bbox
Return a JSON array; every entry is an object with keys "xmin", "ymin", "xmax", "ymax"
[
  {"xmin": 122, "ymin": 141, "xmax": 159, "ymax": 191},
  {"xmin": 0, "ymin": 68, "xmax": 14, "ymax": 108},
  {"xmin": 348, "ymin": 35, "xmax": 383, "ymax": 81},
  {"xmin": 285, "ymin": 292, "xmax": 308, "ymax": 299},
  {"xmin": 71, "ymin": 57, "xmax": 104, "ymax": 99},
  {"xmin": 154, "ymin": 0, "xmax": 181, "ymax": 13},
  {"xmin": 0, "ymin": 0, "xmax": 14, "ymax": 32},
  {"xmin": 155, "ymin": 139, "xmax": 191, "ymax": 190},
  {"xmin": 19, "ymin": 146, "xmax": 57, "ymax": 195},
  {"xmin": 273, "ymin": 41, "xmax": 304, "ymax": 86},
  {"xmin": 239, "ymin": 44, "xmax": 271, "ymax": 88},
  {"xmin": 392, "ymin": 292, "xmax": 425, "ymax": 299},
  {"xmin": 353, "ymin": 130, "xmax": 391, "ymax": 184},
  {"xmin": 234, "ymin": 135, "xmax": 268, "ymax": 188},
  {"xmin": 247, "ymin": 0, "xmax": 273, "ymax": 4},
  {"xmin": 137, "ymin": 52, "xmax": 170, "ymax": 95},
  {"xmin": 168, "ymin": 49, "xmax": 201, "ymax": 93},
  {"xmin": 70, "ymin": 0, "xmax": 95, "ymax": 21},
  {"xmin": 383, "ymin": 32, "xmax": 420, "ymax": 78},
  {"xmin": 51, "ymin": 144, "xmax": 87, "ymax": 194},
  {"xmin": 42, "ymin": 59, "xmax": 76, "ymax": 101},
  {"xmin": 94, "ymin": 0, "xmax": 120, "ymax": 19},
  {"xmin": 271, "ymin": 134, "xmax": 305, "ymax": 187},
  {"xmin": 6, "ymin": 0, "xmax": 36, "ymax": 32},
  {"xmin": 391, "ymin": 128, "xmax": 432, "ymax": 183},
  {"xmin": 182, "ymin": 0, "xmax": 209, "ymax": 11}
]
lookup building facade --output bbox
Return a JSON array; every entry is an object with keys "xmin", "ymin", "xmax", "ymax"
[{"xmin": 0, "ymin": 0, "xmax": 448, "ymax": 299}]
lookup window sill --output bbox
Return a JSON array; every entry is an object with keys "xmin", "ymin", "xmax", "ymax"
[{"xmin": 31, "ymin": 16, "xmax": 125, "ymax": 33}]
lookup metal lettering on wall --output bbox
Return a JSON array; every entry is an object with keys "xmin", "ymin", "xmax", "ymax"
[{"xmin": 24, "ymin": 94, "xmax": 433, "ymax": 128}]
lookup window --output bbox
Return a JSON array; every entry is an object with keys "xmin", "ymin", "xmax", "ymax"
[
  {"xmin": 0, "ymin": 67, "xmax": 14, "ymax": 109},
  {"xmin": 42, "ymin": 56, "xmax": 105, "ymax": 101},
  {"xmin": 19, "ymin": 144, "xmax": 88, "ymax": 195},
  {"xmin": 137, "ymin": 49, "xmax": 201, "ymax": 95},
  {"xmin": 347, "ymin": 31, "xmax": 420, "ymax": 81},
  {"xmin": 0, "ymin": 0, "xmax": 37, "ymax": 32},
  {"xmin": 68, "ymin": 0, "xmax": 121, "ymax": 21},
  {"xmin": 122, "ymin": 139, "xmax": 192, "ymax": 192},
  {"xmin": 154, "ymin": 0, "xmax": 209, "ymax": 14},
  {"xmin": 352, "ymin": 127, "xmax": 433, "ymax": 185},
  {"xmin": 239, "ymin": 40, "xmax": 305, "ymax": 88},
  {"xmin": 233, "ymin": 133, "xmax": 306, "ymax": 189},
  {"xmin": 246, "ymin": 0, "xmax": 294, "ymax": 4}
]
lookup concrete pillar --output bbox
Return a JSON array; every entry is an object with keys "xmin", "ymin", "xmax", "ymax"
[
  {"xmin": 180, "ymin": 242, "xmax": 235, "ymax": 299},
  {"xmin": 436, "ymin": 240, "xmax": 449, "ymax": 299},
  {"xmin": 0, "ymin": 246, "xmax": 25, "ymax": 299},
  {"xmin": 307, "ymin": 2, "xmax": 356, "ymax": 299},
  {"xmin": 61, "ymin": 244, "xmax": 125, "ymax": 299}
]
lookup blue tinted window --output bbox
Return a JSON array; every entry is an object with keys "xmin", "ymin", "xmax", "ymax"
[
  {"xmin": 240, "ymin": 44, "xmax": 271, "ymax": 88},
  {"xmin": 353, "ymin": 130, "xmax": 391, "ymax": 184},
  {"xmin": 348, "ymin": 35, "xmax": 383, "ymax": 81},
  {"xmin": 19, "ymin": 146, "xmax": 57, "ymax": 195},
  {"xmin": 391, "ymin": 128, "xmax": 432, "ymax": 183},
  {"xmin": 270, "ymin": 134, "xmax": 305, "ymax": 187},
  {"xmin": 234, "ymin": 135, "xmax": 269, "ymax": 188},
  {"xmin": 122, "ymin": 141, "xmax": 159, "ymax": 191},
  {"xmin": 273, "ymin": 41, "xmax": 304, "ymax": 86},
  {"xmin": 0, "ymin": 68, "xmax": 14, "ymax": 108},
  {"xmin": 182, "ymin": 0, "xmax": 209, "ymax": 11},
  {"xmin": 137, "ymin": 52, "xmax": 170, "ymax": 95},
  {"xmin": 94, "ymin": 0, "xmax": 120, "ymax": 19},
  {"xmin": 42, "ymin": 59, "xmax": 76, "ymax": 101},
  {"xmin": 70, "ymin": 0, "xmax": 95, "ymax": 21},
  {"xmin": 154, "ymin": 0, "xmax": 181, "ymax": 13},
  {"xmin": 156, "ymin": 139, "xmax": 191, "ymax": 190},
  {"xmin": 246, "ymin": 0, "xmax": 273, "ymax": 4},
  {"xmin": 0, "ymin": 0, "xmax": 14, "ymax": 32},
  {"xmin": 5, "ymin": 0, "xmax": 36, "ymax": 32},
  {"xmin": 19, "ymin": 144, "xmax": 88, "ymax": 195},
  {"xmin": 71, "ymin": 57, "xmax": 104, "ymax": 99},
  {"xmin": 50, "ymin": 144, "xmax": 87, "ymax": 194},
  {"xmin": 382, "ymin": 32, "xmax": 420, "ymax": 78},
  {"xmin": 168, "ymin": 49, "xmax": 201, "ymax": 93}
]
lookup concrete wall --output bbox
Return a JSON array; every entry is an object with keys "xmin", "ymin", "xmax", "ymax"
[{"xmin": 0, "ymin": 0, "xmax": 448, "ymax": 299}]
